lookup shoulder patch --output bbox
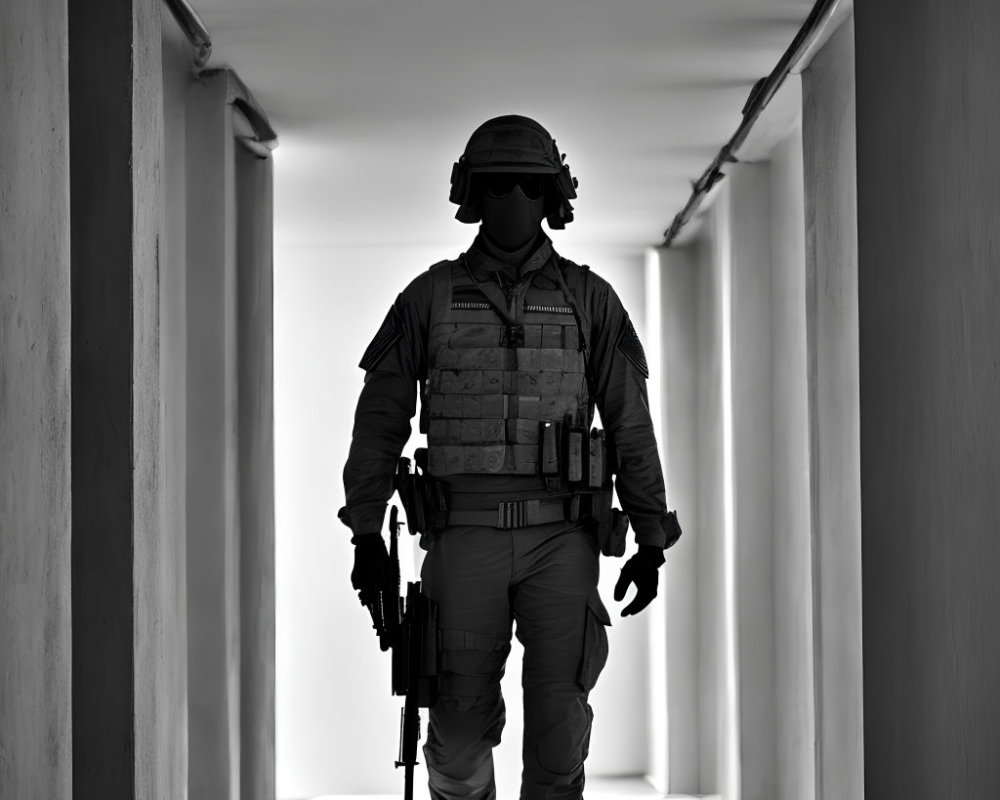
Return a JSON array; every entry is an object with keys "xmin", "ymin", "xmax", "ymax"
[
  {"xmin": 359, "ymin": 306, "xmax": 404, "ymax": 371},
  {"xmin": 617, "ymin": 320, "xmax": 649, "ymax": 379}
]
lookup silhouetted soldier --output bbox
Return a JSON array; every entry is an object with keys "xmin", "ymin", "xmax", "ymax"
[{"xmin": 340, "ymin": 115, "xmax": 681, "ymax": 800}]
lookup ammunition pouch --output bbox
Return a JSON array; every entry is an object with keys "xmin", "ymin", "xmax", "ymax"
[
  {"xmin": 542, "ymin": 422, "xmax": 629, "ymax": 557},
  {"xmin": 537, "ymin": 421, "xmax": 611, "ymax": 492},
  {"xmin": 395, "ymin": 428, "xmax": 629, "ymax": 556}
]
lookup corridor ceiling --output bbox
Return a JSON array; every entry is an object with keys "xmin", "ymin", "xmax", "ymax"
[{"xmin": 193, "ymin": 0, "xmax": 815, "ymax": 254}]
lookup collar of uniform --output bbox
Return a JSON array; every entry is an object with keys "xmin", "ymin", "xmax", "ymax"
[{"xmin": 466, "ymin": 232, "xmax": 554, "ymax": 280}]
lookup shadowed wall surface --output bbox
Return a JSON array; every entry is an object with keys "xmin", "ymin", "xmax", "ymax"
[
  {"xmin": 0, "ymin": 0, "xmax": 72, "ymax": 796},
  {"xmin": 655, "ymin": 20, "xmax": 864, "ymax": 795},
  {"xmin": 801, "ymin": 16, "xmax": 863, "ymax": 800},
  {"xmin": 856, "ymin": 2, "xmax": 1000, "ymax": 797},
  {"xmin": 69, "ymin": 0, "xmax": 176, "ymax": 796}
]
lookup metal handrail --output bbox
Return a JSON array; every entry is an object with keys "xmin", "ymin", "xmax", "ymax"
[
  {"xmin": 162, "ymin": 0, "xmax": 212, "ymax": 67},
  {"xmin": 662, "ymin": 0, "xmax": 844, "ymax": 246}
]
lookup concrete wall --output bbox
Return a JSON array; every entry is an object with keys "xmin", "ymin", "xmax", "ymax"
[
  {"xmin": 0, "ymin": 0, "xmax": 72, "ymax": 797},
  {"xmin": 131, "ymin": 1, "xmax": 171, "ymax": 795},
  {"xmin": 160, "ymin": 12, "xmax": 193, "ymax": 795},
  {"xmin": 855, "ymin": 3, "xmax": 1000, "ymax": 797},
  {"xmin": 656, "ymin": 26, "xmax": 863, "ymax": 794},
  {"xmin": 274, "ymin": 244, "xmax": 428, "ymax": 798},
  {"xmin": 2, "ymin": 5, "xmax": 273, "ymax": 796},
  {"xmin": 69, "ymin": 0, "xmax": 174, "ymax": 796},
  {"xmin": 801, "ymin": 16, "xmax": 863, "ymax": 800}
]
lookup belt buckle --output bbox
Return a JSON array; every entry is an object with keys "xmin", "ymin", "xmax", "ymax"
[
  {"xmin": 497, "ymin": 500, "xmax": 524, "ymax": 529},
  {"xmin": 497, "ymin": 500, "xmax": 511, "ymax": 528}
]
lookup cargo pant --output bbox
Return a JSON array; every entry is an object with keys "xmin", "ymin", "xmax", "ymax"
[{"xmin": 420, "ymin": 522, "xmax": 611, "ymax": 800}]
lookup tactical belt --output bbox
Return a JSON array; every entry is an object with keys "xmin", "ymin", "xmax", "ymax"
[{"xmin": 447, "ymin": 495, "xmax": 572, "ymax": 529}]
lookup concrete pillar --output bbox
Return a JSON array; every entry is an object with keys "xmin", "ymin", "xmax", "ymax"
[
  {"xmin": 186, "ymin": 68, "xmax": 276, "ymax": 800},
  {"xmin": 652, "ymin": 245, "xmax": 701, "ymax": 794},
  {"xmin": 69, "ymin": 0, "xmax": 180, "ymax": 796},
  {"xmin": 161, "ymin": 13, "xmax": 195, "ymax": 792},
  {"xmin": 767, "ymin": 123, "xmax": 818, "ymax": 800},
  {"xmin": 856, "ymin": 2, "xmax": 1000, "ymax": 797},
  {"xmin": 727, "ymin": 163, "xmax": 778, "ymax": 800},
  {"xmin": 693, "ymin": 200, "xmax": 733, "ymax": 797},
  {"xmin": 186, "ymin": 69, "xmax": 242, "ymax": 800},
  {"xmin": 801, "ymin": 15, "xmax": 863, "ymax": 800},
  {"xmin": 0, "ymin": 1, "xmax": 72, "ymax": 797},
  {"xmin": 236, "ymin": 135, "xmax": 277, "ymax": 800}
]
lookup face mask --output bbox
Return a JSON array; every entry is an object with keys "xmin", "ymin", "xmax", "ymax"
[{"xmin": 479, "ymin": 175, "xmax": 546, "ymax": 251}]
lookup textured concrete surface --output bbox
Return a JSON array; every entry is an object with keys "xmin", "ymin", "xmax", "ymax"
[
  {"xmin": 70, "ymin": 0, "xmax": 140, "ymax": 795},
  {"xmin": 132, "ymin": 1, "xmax": 170, "ymax": 797},
  {"xmin": 160, "ymin": 12, "xmax": 194, "ymax": 796},
  {"xmin": 186, "ymin": 69, "xmax": 242, "ymax": 800},
  {"xmin": 801, "ymin": 16, "xmax": 864, "ymax": 800},
  {"xmin": 0, "ymin": 0, "xmax": 72, "ymax": 797},
  {"xmin": 187, "ymin": 69, "xmax": 278, "ymax": 800},
  {"xmin": 655, "ymin": 245, "xmax": 701, "ymax": 794},
  {"xmin": 693, "ymin": 201, "xmax": 730, "ymax": 797},
  {"xmin": 674, "ymin": 20, "xmax": 861, "ymax": 800},
  {"xmin": 70, "ymin": 0, "xmax": 179, "ymax": 796},
  {"xmin": 236, "ymin": 135, "xmax": 277, "ymax": 800},
  {"xmin": 856, "ymin": 2, "xmax": 1000, "ymax": 797},
  {"xmin": 727, "ymin": 162, "xmax": 778, "ymax": 800},
  {"xmin": 768, "ymin": 122, "xmax": 818, "ymax": 800}
]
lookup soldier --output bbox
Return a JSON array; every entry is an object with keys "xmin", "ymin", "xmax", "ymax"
[{"xmin": 340, "ymin": 115, "xmax": 681, "ymax": 800}]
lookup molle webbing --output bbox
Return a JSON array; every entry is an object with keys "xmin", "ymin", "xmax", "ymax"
[{"xmin": 424, "ymin": 260, "xmax": 590, "ymax": 477}]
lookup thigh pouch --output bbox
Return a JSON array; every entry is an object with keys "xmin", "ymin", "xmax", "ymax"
[{"xmin": 577, "ymin": 593, "xmax": 612, "ymax": 693}]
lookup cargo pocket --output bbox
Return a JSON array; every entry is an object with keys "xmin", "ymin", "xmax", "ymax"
[{"xmin": 576, "ymin": 593, "xmax": 611, "ymax": 692}]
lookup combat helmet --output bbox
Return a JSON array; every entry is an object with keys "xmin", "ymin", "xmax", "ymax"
[{"xmin": 449, "ymin": 115, "xmax": 579, "ymax": 229}]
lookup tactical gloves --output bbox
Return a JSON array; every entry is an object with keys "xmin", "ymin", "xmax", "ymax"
[
  {"xmin": 613, "ymin": 544, "xmax": 666, "ymax": 617},
  {"xmin": 351, "ymin": 532, "xmax": 391, "ymax": 604}
]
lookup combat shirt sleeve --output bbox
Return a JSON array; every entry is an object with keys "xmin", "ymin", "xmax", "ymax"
[
  {"xmin": 585, "ymin": 271, "xmax": 679, "ymax": 550},
  {"xmin": 340, "ymin": 271, "xmax": 431, "ymax": 536}
]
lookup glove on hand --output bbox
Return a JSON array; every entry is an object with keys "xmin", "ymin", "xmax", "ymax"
[
  {"xmin": 613, "ymin": 544, "xmax": 666, "ymax": 617},
  {"xmin": 350, "ymin": 533, "xmax": 391, "ymax": 605}
]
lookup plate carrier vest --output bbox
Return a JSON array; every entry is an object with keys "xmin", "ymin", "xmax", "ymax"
[{"xmin": 421, "ymin": 254, "xmax": 593, "ymax": 477}]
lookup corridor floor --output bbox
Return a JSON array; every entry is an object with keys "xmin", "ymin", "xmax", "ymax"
[{"xmin": 311, "ymin": 775, "xmax": 710, "ymax": 800}]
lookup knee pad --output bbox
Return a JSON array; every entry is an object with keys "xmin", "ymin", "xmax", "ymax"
[{"xmin": 532, "ymin": 695, "xmax": 593, "ymax": 777}]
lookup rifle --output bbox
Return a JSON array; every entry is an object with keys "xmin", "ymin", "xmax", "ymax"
[{"xmin": 360, "ymin": 505, "xmax": 439, "ymax": 800}]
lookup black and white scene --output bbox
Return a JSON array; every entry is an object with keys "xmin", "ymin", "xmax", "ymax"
[{"xmin": 3, "ymin": 1, "xmax": 999, "ymax": 799}]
